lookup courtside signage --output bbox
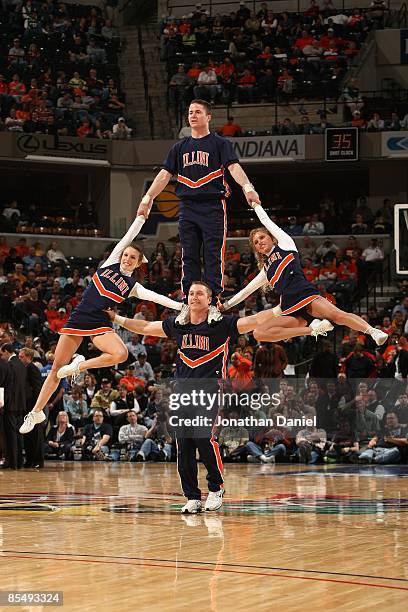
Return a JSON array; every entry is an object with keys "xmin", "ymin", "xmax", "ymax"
[
  {"xmin": 382, "ymin": 131, "xmax": 408, "ymax": 157},
  {"xmin": 229, "ymin": 135, "xmax": 305, "ymax": 161},
  {"xmin": 15, "ymin": 134, "xmax": 110, "ymax": 160}
]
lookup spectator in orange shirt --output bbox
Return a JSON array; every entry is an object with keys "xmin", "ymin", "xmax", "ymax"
[
  {"xmin": 380, "ymin": 316, "xmax": 393, "ymax": 335},
  {"xmin": 45, "ymin": 298, "xmax": 59, "ymax": 327},
  {"xmin": 49, "ymin": 308, "xmax": 69, "ymax": 333},
  {"xmin": 294, "ymin": 30, "xmax": 316, "ymax": 52},
  {"xmin": 77, "ymin": 118, "xmax": 92, "ymax": 138},
  {"xmin": 337, "ymin": 257, "xmax": 358, "ymax": 283},
  {"xmin": 0, "ymin": 74, "xmax": 9, "ymax": 94},
  {"xmin": 305, "ymin": 0, "xmax": 320, "ymax": 18},
  {"xmin": 302, "ymin": 257, "xmax": 319, "ymax": 283},
  {"xmin": 119, "ymin": 364, "xmax": 146, "ymax": 392},
  {"xmin": 15, "ymin": 238, "xmax": 29, "ymax": 258},
  {"xmin": 12, "ymin": 262, "xmax": 27, "ymax": 284},
  {"xmin": 0, "ymin": 237, "xmax": 10, "ymax": 258},
  {"xmin": 319, "ymin": 29, "xmax": 342, "ymax": 50},
  {"xmin": 219, "ymin": 117, "xmax": 242, "ymax": 137},
  {"xmin": 135, "ymin": 300, "xmax": 157, "ymax": 318},
  {"xmin": 216, "ymin": 57, "xmax": 235, "ymax": 81},
  {"xmin": 226, "ymin": 244, "xmax": 241, "ymax": 264},
  {"xmin": 382, "ymin": 333, "xmax": 400, "ymax": 364},
  {"xmin": 228, "ymin": 351, "xmax": 253, "ymax": 391},
  {"xmin": 9, "ymin": 73, "xmax": 26, "ymax": 101},
  {"xmin": 351, "ymin": 110, "xmax": 366, "ymax": 128},
  {"xmin": 237, "ymin": 68, "xmax": 256, "ymax": 102},
  {"xmin": 317, "ymin": 258, "xmax": 337, "ymax": 289},
  {"xmin": 187, "ymin": 61, "xmax": 202, "ymax": 82}
]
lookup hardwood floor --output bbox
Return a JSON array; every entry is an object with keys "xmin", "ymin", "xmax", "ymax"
[{"xmin": 0, "ymin": 462, "xmax": 407, "ymax": 611}]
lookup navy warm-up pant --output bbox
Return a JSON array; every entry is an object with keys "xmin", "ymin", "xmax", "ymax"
[
  {"xmin": 179, "ymin": 200, "xmax": 227, "ymax": 304},
  {"xmin": 176, "ymin": 437, "xmax": 224, "ymax": 500}
]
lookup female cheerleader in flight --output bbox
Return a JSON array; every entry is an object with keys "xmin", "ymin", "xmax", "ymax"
[
  {"xmin": 221, "ymin": 203, "xmax": 388, "ymax": 347},
  {"xmin": 20, "ymin": 214, "xmax": 183, "ymax": 434}
]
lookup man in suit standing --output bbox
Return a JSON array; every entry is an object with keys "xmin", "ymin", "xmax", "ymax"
[
  {"xmin": 0, "ymin": 343, "xmax": 26, "ymax": 468},
  {"xmin": 19, "ymin": 348, "xmax": 45, "ymax": 468},
  {"xmin": 0, "ymin": 357, "xmax": 14, "ymax": 466}
]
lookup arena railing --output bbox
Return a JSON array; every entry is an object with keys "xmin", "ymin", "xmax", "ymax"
[
  {"xmin": 137, "ymin": 26, "xmax": 155, "ymax": 139},
  {"xmin": 354, "ymin": 252, "xmax": 392, "ymax": 315},
  {"xmin": 171, "ymin": 87, "xmax": 408, "ymax": 132},
  {"xmin": 395, "ymin": 1, "xmax": 408, "ymax": 25},
  {"xmin": 165, "ymin": 0, "xmax": 393, "ymax": 17}
]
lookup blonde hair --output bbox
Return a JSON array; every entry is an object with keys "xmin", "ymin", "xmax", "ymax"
[
  {"xmin": 248, "ymin": 226, "xmax": 277, "ymax": 271},
  {"xmin": 56, "ymin": 411, "xmax": 70, "ymax": 426}
]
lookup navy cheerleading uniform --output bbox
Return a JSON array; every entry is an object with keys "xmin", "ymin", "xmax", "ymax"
[
  {"xmin": 162, "ymin": 315, "xmax": 239, "ymax": 501},
  {"xmin": 60, "ymin": 261, "xmax": 139, "ymax": 336},
  {"xmin": 60, "ymin": 216, "xmax": 183, "ymax": 337},
  {"xmin": 224, "ymin": 205, "xmax": 320, "ymax": 315},
  {"xmin": 162, "ymin": 132, "xmax": 239, "ymax": 302},
  {"xmin": 60, "ymin": 216, "xmax": 145, "ymax": 336}
]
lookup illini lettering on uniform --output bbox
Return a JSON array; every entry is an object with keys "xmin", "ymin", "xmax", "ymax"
[
  {"xmin": 183, "ymin": 151, "xmax": 209, "ymax": 168},
  {"xmin": 99, "ymin": 268, "xmax": 129, "ymax": 295},
  {"xmin": 181, "ymin": 333, "xmax": 210, "ymax": 351},
  {"xmin": 265, "ymin": 251, "xmax": 282, "ymax": 271}
]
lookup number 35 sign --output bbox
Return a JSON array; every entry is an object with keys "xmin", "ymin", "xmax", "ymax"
[{"xmin": 325, "ymin": 127, "xmax": 359, "ymax": 162}]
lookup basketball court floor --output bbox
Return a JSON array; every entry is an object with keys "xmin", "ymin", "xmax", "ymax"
[{"xmin": 0, "ymin": 463, "xmax": 407, "ymax": 611}]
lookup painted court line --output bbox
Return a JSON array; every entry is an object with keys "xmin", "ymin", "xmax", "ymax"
[{"xmin": 1, "ymin": 551, "xmax": 407, "ymax": 591}]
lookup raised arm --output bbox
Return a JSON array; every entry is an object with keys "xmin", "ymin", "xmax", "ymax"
[
  {"xmin": 223, "ymin": 269, "xmax": 268, "ymax": 310},
  {"xmin": 136, "ymin": 169, "xmax": 173, "ymax": 218},
  {"xmin": 129, "ymin": 283, "xmax": 183, "ymax": 311},
  {"xmin": 252, "ymin": 204, "xmax": 297, "ymax": 252},
  {"xmin": 112, "ymin": 312, "xmax": 167, "ymax": 338},
  {"xmin": 228, "ymin": 163, "xmax": 260, "ymax": 208},
  {"xmin": 103, "ymin": 215, "xmax": 146, "ymax": 268}
]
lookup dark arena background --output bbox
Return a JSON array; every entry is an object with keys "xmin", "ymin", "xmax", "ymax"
[{"xmin": 0, "ymin": 0, "xmax": 408, "ymax": 610}]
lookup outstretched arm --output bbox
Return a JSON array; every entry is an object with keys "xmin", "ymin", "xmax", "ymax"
[
  {"xmin": 103, "ymin": 215, "xmax": 146, "ymax": 268},
  {"xmin": 136, "ymin": 169, "xmax": 173, "ymax": 218},
  {"xmin": 222, "ymin": 270, "xmax": 268, "ymax": 310},
  {"xmin": 236, "ymin": 312, "xmax": 263, "ymax": 334},
  {"xmin": 252, "ymin": 204, "xmax": 297, "ymax": 251},
  {"xmin": 110, "ymin": 311, "xmax": 167, "ymax": 338},
  {"xmin": 129, "ymin": 283, "xmax": 183, "ymax": 311},
  {"xmin": 228, "ymin": 163, "xmax": 261, "ymax": 208}
]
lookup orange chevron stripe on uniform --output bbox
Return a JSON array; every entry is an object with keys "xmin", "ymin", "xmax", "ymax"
[
  {"xmin": 92, "ymin": 273, "xmax": 124, "ymax": 303},
  {"xmin": 177, "ymin": 168, "xmax": 224, "ymax": 188},
  {"xmin": 280, "ymin": 294, "xmax": 320, "ymax": 315},
  {"xmin": 220, "ymin": 199, "xmax": 227, "ymax": 292},
  {"xmin": 60, "ymin": 327, "xmax": 113, "ymax": 336},
  {"xmin": 269, "ymin": 253, "xmax": 295, "ymax": 287},
  {"xmin": 178, "ymin": 340, "xmax": 229, "ymax": 368},
  {"xmin": 210, "ymin": 436, "xmax": 224, "ymax": 480}
]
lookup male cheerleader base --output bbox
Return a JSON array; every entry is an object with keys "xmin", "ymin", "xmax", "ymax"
[{"xmin": 109, "ymin": 281, "xmax": 265, "ymax": 513}]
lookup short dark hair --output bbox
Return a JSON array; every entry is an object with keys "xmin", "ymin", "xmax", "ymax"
[
  {"xmin": 190, "ymin": 99, "xmax": 212, "ymax": 114},
  {"xmin": 0, "ymin": 343, "xmax": 14, "ymax": 354},
  {"xmin": 190, "ymin": 280, "xmax": 212, "ymax": 296}
]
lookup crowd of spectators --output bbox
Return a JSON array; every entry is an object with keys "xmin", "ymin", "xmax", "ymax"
[
  {"xmin": 216, "ymin": 103, "xmax": 408, "ymax": 138},
  {"xmin": 0, "ymin": 1, "xmax": 132, "ymax": 139},
  {"xmin": 163, "ymin": 0, "xmax": 379, "ymax": 114},
  {"xmin": 0, "ymin": 197, "xmax": 101, "ymax": 235},
  {"xmin": 0, "ymin": 215, "xmax": 407, "ymax": 467}
]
